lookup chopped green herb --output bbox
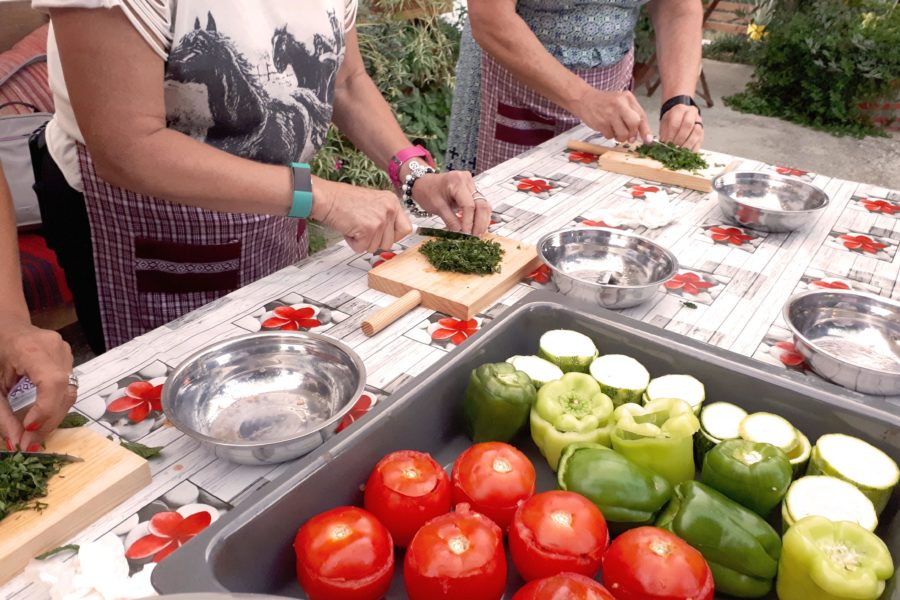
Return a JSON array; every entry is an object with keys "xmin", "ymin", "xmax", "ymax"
[
  {"xmin": 635, "ymin": 141, "xmax": 709, "ymax": 173},
  {"xmin": 59, "ymin": 413, "xmax": 89, "ymax": 429},
  {"xmin": 0, "ymin": 453, "xmax": 68, "ymax": 520},
  {"xmin": 419, "ymin": 237, "xmax": 505, "ymax": 275},
  {"xmin": 681, "ymin": 301, "xmax": 699, "ymax": 309},
  {"xmin": 37, "ymin": 544, "xmax": 80, "ymax": 560},
  {"xmin": 120, "ymin": 440, "xmax": 163, "ymax": 459}
]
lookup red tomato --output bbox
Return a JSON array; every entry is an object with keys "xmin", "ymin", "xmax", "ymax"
[
  {"xmin": 602, "ymin": 526, "xmax": 714, "ymax": 600},
  {"xmin": 511, "ymin": 572, "xmax": 615, "ymax": 600},
  {"xmin": 509, "ymin": 491, "xmax": 609, "ymax": 581},
  {"xmin": 364, "ymin": 450, "xmax": 451, "ymax": 547},
  {"xmin": 294, "ymin": 506, "xmax": 394, "ymax": 600},
  {"xmin": 404, "ymin": 503, "xmax": 507, "ymax": 600},
  {"xmin": 451, "ymin": 442, "xmax": 536, "ymax": 529}
]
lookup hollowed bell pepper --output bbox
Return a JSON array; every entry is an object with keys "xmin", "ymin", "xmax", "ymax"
[
  {"xmin": 776, "ymin": 516, "xmax": 894, "ymax": 600},
  {"xmin": 464, "ymin": 362, "xmax": 536, "ymax": 443},
  {"xmin": 531, "ymin": 373, "xmax": 615, "ymax": 470},
  {"xmin": 557, "ymin": 443, "xmax": 672, "ymax": 526},
  {"xmin": 700, "ymin": 439, "xmax": 792, "ymax": 516},
  {"xmin": 610, "ymin": 398, "xmax": 700, "ymax": 486},
  {"xmin": 656, "ymin": 481, "xmax": 782, "ymax": 598}
]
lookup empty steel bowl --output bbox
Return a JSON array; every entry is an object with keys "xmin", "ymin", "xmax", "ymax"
[
  {"xmin": 537, "ymin": 227, "xmax": 678, "ymax": 309},
  {"xmin": 162, "ymin": 331, "xmax": 366, "ymax": 465},
  {"xmin": 784, "ymin": 290, "xmax": 900, "ymax": 396},
  {"xmin": 713, "ymin": 171, "xmax": 829, "ymax": 232}
]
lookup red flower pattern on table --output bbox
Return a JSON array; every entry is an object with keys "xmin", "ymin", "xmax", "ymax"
[
  {"xmin": 840, "ymin": 234, "xmax": 887, "ymax": 254},
  {"xmin": 261, "ymin": 306, "xmax": 322, "ymax": 330},
  {"xmin": 812, "ymin": 279, "xmax": 850, "ymax": 290},
  {"xmin": 709, "ymin": 226, "xmax": 756, "ymax": 246},
  {"xmin": 772, "ymin": 341, "xmax": 806, "ymax": 368},
  {"xmin": 431, "ymin": 318, "xmax": 479, "ymax": 346},
  {"xmin": 630, "ymin": 185, "xmax": 660, "ymax": 199},
  {"xmin": 579, "ymin": 219, "xmax": 618, "ymax": 228},
  {"xmin": 775, "ymin": 166, "xmax": 808, "ymax": 177},
  {"xmin": 336, "ymin": 394, "xmax": 374, "ymax": 433},
  {"xmin": 125, "ymin": 510, "xmax": 212, "ymax": 563},
  {"xmin": 373, "ymin": 251, "xmax": 396, "ymax": 268},
  {"xmin": 107, "ymin": 381, "xmax": 163, "ymax": 423},
  {"xmin": 862, "ymin": 199, "xmax": 900, "ymax": 215},
  {"xmin": 526, "ymin": 264, "xmax": 552, "ymax": 284},
  {"xmin": 568, "ymin": 150, "xmax": 598, "ymax": 164},
  {"xmin": 664, "ymin": 272, "xmax": 716, "ymax": 296},
  {"xmin": 517, "ymin": 178, "xmax": 554, "ymax": 194}
]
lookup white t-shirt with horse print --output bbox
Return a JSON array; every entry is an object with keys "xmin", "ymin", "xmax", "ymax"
[{"xmin": 34, "ymin": 0, "xmax": 358, "ymax": 191}]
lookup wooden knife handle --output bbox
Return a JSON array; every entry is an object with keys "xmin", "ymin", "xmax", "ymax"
[
  {"xmin": 361, "ymin": 290, "xmax": 423, "ymax": 337},
  {"xmin": 567, "ymin": 140, "xmax": 616, "ymax": 156}
]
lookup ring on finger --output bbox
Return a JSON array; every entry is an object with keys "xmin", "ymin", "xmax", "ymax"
[
  {"xmin": 67, "ymin": 373, "xmax": 79, "ymax": 388},
  {"xmin": 694, "ymin": 121, "xmax": 704, "ymax": 128}
]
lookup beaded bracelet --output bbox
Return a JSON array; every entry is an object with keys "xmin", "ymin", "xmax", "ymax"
[{"xmin": 400, "ymin": 160, "xmax": 436, "ymax": 218}]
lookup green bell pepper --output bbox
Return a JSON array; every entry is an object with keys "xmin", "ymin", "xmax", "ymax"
[
  {"xmin": 700, "ymin": 439, "xmax": 792, "ymax": 516},
  {"xmin": 610, "ymin": 398, "xmax": 700, "ymax": 486},
  {"xmin": 776, "ymin": 516, "xmax": 894, "ymax": 600},
  {"xmin": 656, "ymin": 481, "xmax": 782, "ymax": 598},
  {"xmin": 463, "ymin": 362, "xmax": 536, "ymax": 443},
  {"xmin": 530, "ymin": 373, "xmax": 614, "ymax": 470},
  {"xmin": 557, "ymin": 442, "xmax": 672, "ymax": 525}
]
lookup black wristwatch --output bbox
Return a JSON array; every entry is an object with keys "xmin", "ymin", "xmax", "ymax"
[{"xmin": 660, "ymin": 95, "xmax": 700, "ymax": 120}]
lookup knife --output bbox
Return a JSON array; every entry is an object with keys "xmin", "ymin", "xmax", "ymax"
[
  {"xmin": 0, "ymin": 450, "xmax": 84, "ymax": 463},
  {"xmin": 416, "ymin": 226, "xmax": 479, "ymax": 241}
]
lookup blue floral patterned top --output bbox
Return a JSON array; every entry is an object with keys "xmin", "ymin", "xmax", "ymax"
[{"xmin": 518, "ymin": 0, "xmax": 648, "ymax": 69}]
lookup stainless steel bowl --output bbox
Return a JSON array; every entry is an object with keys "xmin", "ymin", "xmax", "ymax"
[
  {"xmin": 162, "ymin": 331, "xmax": 366, "ymax": 465},
  {"xmin": 713, "ymin": 171, "xmax": 829, "ymax": 232},
  {"xmin": 784, "ymin": 290, "xmax": 900, "ymax": 396},
  {"xmin": 537, "ymin": 227, "xmax": 678, "ymax": 309}
]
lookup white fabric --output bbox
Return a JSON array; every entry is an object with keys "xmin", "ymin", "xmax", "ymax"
[
  {"xmin": 591, "ymin": 190, "xmax": 685, "ymax": 230},
  {"xmin": 32, "ymin": 0, "xmax": 358, "ymax": 191}
]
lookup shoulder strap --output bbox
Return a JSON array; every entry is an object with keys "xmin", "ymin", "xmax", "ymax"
[{"xmin": 0, "ymin": 54, "xmax": 48, "ymax": 89}]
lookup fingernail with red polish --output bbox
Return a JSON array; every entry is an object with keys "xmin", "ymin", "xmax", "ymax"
[
  {"xmin": 5, "ymin": 439, "xmax": 14, "ymax": 452},
  {"xmin": 25, "ymin": 421, "xmax": 43, "ymax": 432},
  {"xmin": 27, "ymin": 443, "xmax": 41, "ymax": 453}
]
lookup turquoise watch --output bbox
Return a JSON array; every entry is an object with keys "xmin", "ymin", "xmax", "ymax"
[{"xmin": 288, "ymin": 162, "xmax": 313, "ymax": 219}]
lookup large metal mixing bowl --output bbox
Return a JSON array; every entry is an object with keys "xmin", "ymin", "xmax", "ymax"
[
  {"xmin": 713, "ymin": 171, "xmax": 829, "ymax": 232},
  {"xmin": 162, "ymin": 331, "xmax": 366, "ymax": 465}
]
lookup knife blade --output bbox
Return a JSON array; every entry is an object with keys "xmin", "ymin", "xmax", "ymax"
[
  {"xmin": 0, "ymin": 450, "xmax": 84, "ymax": 463},
  {"xmin": 416, "ymin": 226, "xmax": 479, "ymax": 241}
]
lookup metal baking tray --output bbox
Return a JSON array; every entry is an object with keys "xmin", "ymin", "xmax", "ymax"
[{"xmin": 153, "ymin": 291, "xmax": 900, "ymax": 599}]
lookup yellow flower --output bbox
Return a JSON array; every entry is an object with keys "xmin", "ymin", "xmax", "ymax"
[
  {"xmin": 861, "ymin": 12, "xmax": 877, "ymax": 28},
  {"xmin": 747, "ymin": 22, "xmax": 768, "ymax": 41}
]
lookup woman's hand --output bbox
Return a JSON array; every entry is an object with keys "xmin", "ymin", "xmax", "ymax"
[
  {"xmin": 314, "ymin": 181, "xmax": 413, "ymax": 253},
  {"xmin": 660, "ymin": 104, "xmax": 703, "ymax": 151},
  {"xmin": 411, "ymin": 171, "xmax": 492, "ymax": 236},
  {"xmin": 0, "ymin": 315, "xmax": 75, "ymax": 452},
  {"xmin": 576, "ymin": 88, "xmax": 654, "ymax": 145}
]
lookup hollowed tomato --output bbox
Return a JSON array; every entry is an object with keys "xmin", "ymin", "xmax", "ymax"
[
  {"xmin": 509, "ymin": 491, "xmax": 609, "ymax": 581},
  {"xmin": 511, "ymin": 572, "xmax": 615, "ymax": 600},
  {"xmin": 602, "ymin": 526, "xmax": 714, "ymax": 600},
  {"xmin": 451, "ymin": 442, "xmax": 536, "ymax": 529},
  {"xmin": 293, "ymin": 506, "xmax": 393, "ymax": 600},
  {"xmin": 364, "ymin": 450, "xmax": 451, "ymax": 547},
  {"xmin": 404, "ymin": 504, "xmax": 507, "ymax": 600}
]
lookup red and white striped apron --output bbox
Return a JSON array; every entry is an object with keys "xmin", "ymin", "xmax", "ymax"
[{"xmin": 475, "ymin": 48, "xmax": 635, "ymax": 173}]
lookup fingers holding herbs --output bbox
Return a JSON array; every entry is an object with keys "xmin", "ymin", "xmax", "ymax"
[{"xmin": 412, "ymin": 171, "xmax": 492, "ymax": 236}]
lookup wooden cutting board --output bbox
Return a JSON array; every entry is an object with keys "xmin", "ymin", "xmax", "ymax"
[
  {"xmin": 0, "ymin": 427, "xmax": 151, "ymax": 584},
  {"xmin": 362, "ymin": 234, "xmax": 541, "ymax": 335},
  {"xmin": 567, "ymin": 140, "xmax": 739, "ymax": 193}
]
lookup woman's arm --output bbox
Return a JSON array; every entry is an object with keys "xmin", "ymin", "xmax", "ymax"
[
  {"xmin": 50, "ymin": 7, "xmax": 410, "ymax": 253},
  {"xmin": 330, "ymin": 27, "xmax": 491, "ymax": 234},
  {"xmin": 649, "ymin": 0, "xmax": 705, "ymax": 149},
  {"xmin": 0, "ymin": 163, "xmax": 75, "ymax": 452},
  {"xmin": 468, "ymin": 0, "xmax": 651, "ymax": 143}
]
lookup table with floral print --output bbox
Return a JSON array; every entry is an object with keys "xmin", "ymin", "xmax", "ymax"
[{"xmin": 5, "ymin": 124, "xmax": 900, "ymax": 598}]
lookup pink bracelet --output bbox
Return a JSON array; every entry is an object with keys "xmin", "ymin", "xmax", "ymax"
[{"xmin": 388, "ymin": 145, "xmax": 435, "ymax": 189}]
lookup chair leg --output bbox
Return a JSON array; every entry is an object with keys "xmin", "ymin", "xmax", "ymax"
[{"xmin": 698, "ymin": 68, "xmax": 714, "ymax": 108}]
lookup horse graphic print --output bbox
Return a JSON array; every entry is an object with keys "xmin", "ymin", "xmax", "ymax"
[{"xmin": 164, "ymin": 8, "xmax": 345, "ymax": 164}]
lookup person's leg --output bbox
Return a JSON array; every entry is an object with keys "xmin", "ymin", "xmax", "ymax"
[{"xmin": 29, "ymin": 130, "xmax": 106, "ymax": 354}]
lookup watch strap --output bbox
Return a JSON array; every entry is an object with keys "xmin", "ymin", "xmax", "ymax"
[
  {"xmin": 288, "ymin": 162, "xmax": 313, "ymax": 219},
  {"xmin": 660, "ymin": 95, "xmax": 700, "ymax": 120},
  {"xmin": 388, "ymin": 145, "xmax": 435, "ymax": 189}
]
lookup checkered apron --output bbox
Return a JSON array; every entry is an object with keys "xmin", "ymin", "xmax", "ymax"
[
  {"xmin": 78, "ymin": 146, "xmax": 307, "ymax": 349},
  {"xmin": 475, "ymin": 48, "xmax": 635, "ymax": 173}
]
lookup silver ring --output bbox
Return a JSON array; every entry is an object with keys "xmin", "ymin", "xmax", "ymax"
[{"xmin": 67, "ymin": 373, "xmax": 79, "ymax": 388}]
